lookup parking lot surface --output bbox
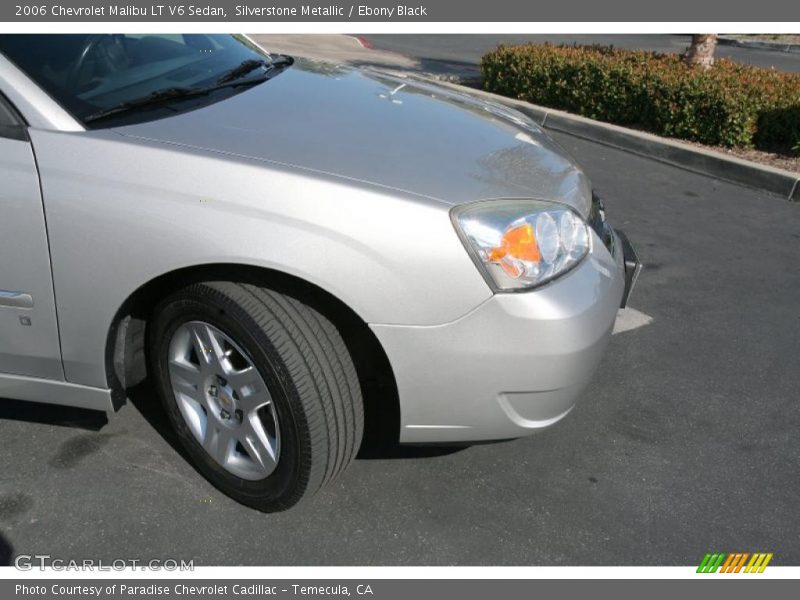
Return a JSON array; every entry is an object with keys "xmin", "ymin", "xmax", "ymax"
[{"xmin": 1, "ymin": 132, "xmax": 798, "ymax": 566}]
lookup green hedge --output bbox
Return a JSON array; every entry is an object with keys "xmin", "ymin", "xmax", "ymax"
[{"xmin": 481, "ymin": 44, "xmax": 800, "ymax": 153}]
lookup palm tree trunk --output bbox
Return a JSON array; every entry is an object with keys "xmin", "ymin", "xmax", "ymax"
[{"xmin": 685, "ymin": 34, "xmax": 718, "ymax": 69}]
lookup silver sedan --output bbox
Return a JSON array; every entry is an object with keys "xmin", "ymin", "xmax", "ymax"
[{"xmin": 0, "ymin": 34, "xmax": 639, "ymax": 511}]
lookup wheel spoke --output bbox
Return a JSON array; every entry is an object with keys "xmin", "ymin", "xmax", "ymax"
[
  {"xmin": 188, "ymin": 322, "xmax": 226, "ymax": 373},
  {"xmin": 168, "ymin": 358, "xmax": 205, "ymax": 401},
  {"xmin": 203, "ymin": 421, "xmax": 234, "ymax": 466},
  {"xmin": 239, "ymin": 413, "xmax": 279, "ymax": 474},
  {"xmin": 176, "ymin": 393, "xmax": 207, "ymax": 442}
]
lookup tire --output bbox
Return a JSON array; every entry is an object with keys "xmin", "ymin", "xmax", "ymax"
[{"xmin": 147, "ymin": 280, "xmax": 364, "ymax": 512}]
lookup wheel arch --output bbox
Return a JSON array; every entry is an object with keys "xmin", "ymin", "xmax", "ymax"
[{"xmin": 105, "ymin": 263, "xmax": 401, "ymax": 448}]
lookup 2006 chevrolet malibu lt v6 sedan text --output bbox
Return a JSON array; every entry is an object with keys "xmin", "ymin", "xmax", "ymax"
[{"xmin": 0, "ymin": 34, "xmax": 640, "ymax": 511}]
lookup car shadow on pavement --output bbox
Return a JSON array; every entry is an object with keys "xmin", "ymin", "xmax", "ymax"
[
  {"xmin": 357, "ymin": 442, "xmax": 464, "ymax": 460},
  {"xmin": 0, "ymin": 533, "xmax": 13, "ymax": 566},
  {"xmin": 0, "ymin": 397, "xmax": 107, "ymax": 431},
  {"xmin": 125, "ymin": 380, "xmax": 183, "ymax": 455}
]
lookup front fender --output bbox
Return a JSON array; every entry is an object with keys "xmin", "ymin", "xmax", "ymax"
[{"xmin": 29, "ymin": 129, "xmax": 491, "ymax": 387}]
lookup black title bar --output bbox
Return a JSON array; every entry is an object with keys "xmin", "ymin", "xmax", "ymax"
[{"xmin": 2, "ymin": 0, "xmax": 798, "ymax": 22}]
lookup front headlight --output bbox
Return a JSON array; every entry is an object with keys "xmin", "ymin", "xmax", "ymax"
[{"xmin": 452, "ymin": 199, "xmax": 590, "ymax": 291}]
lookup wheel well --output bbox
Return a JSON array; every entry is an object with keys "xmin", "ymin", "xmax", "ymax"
[{"xmin": 106, "ymin": 264, "xmax": 401, "ymax": 448}]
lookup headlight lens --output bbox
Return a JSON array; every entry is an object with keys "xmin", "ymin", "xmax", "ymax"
[{"xmin": 453, "ymin": 200, "xmax": 590, "ymax": 291}]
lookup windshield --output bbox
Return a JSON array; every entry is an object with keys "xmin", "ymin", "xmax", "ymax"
[{"xmin": 0, "ymin": 34, "xmax": 282, "ymax": 127}]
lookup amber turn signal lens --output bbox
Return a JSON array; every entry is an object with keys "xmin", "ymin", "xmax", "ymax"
[{"xmin": 488, "ymin": 223, "xmax": 542, "ymax": 263}]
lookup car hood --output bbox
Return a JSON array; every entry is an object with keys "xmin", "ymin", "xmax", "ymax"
[{"xmin": 114, "ymin": 61, "xmax": 592, "ymax": 216}]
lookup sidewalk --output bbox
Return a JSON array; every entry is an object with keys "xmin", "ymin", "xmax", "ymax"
[
  {"xmin": 719, "ymin": 35, "xmax": 800, "ymax": 54},
  {"xmin": 251, "ymin": 34, "xmax": 418, "ymax": 70}
]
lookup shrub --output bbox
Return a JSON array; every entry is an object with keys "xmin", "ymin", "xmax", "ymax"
[{"xmin": 481, "ymin": 44, "xmax": 800, "ymax": 151}]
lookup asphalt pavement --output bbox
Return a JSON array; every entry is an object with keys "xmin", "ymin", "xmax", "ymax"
[
  {"xmin": 1, "ymin": 129, "xmax": 798, "ymax": 565},
  {"xmin": 359, "ymin": 34, "xmax": 800, "ymax": 75}
]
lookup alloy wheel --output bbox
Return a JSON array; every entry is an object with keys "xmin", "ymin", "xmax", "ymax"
[{"xmin": 167, "ymin": 320, "xmax": 280, "ymax": 480}]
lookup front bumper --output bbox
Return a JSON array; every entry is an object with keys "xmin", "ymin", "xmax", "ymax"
[{"xmin": 371, "ymin": 228, "xmax": 632, "ymax": 444}]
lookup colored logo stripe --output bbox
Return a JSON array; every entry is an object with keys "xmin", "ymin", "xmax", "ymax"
[
  {"xmin": 698, "ymin": 552, "xmax": 773, "ymax": 573},
  {"xmin": 719, "ymin": 553, "xmax": 748, "ymax": 573},
  {"xmin": 745, "ymin": 553, "xmax": 773, "ymax": 573},
  {"xmin": 697, "ymin": 553, "xmax": 725, "ymax": 573}
]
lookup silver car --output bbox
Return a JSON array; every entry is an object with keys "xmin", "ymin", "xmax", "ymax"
[{"xmin": 0, "ymin": 34, "xmax": 639, "ymax": 511}]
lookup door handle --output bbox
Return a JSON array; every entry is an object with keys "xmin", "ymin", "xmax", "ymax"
[{"xmin": 0, "ymin": 290, "xmax": 34, "ymax": 308}]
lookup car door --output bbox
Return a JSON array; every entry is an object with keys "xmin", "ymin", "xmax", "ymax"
[{"xmin": 0, "ymin": 92, "xmax": 63, "ymax": 381}]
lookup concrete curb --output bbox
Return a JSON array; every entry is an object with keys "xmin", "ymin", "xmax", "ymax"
[
  {"xmin": 426, "ymin": 79, "xmax": 800, "ymax": 201},
  {"xmin": 718, "ymin": 36, "xmax": 800, "ymax": 55}
]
